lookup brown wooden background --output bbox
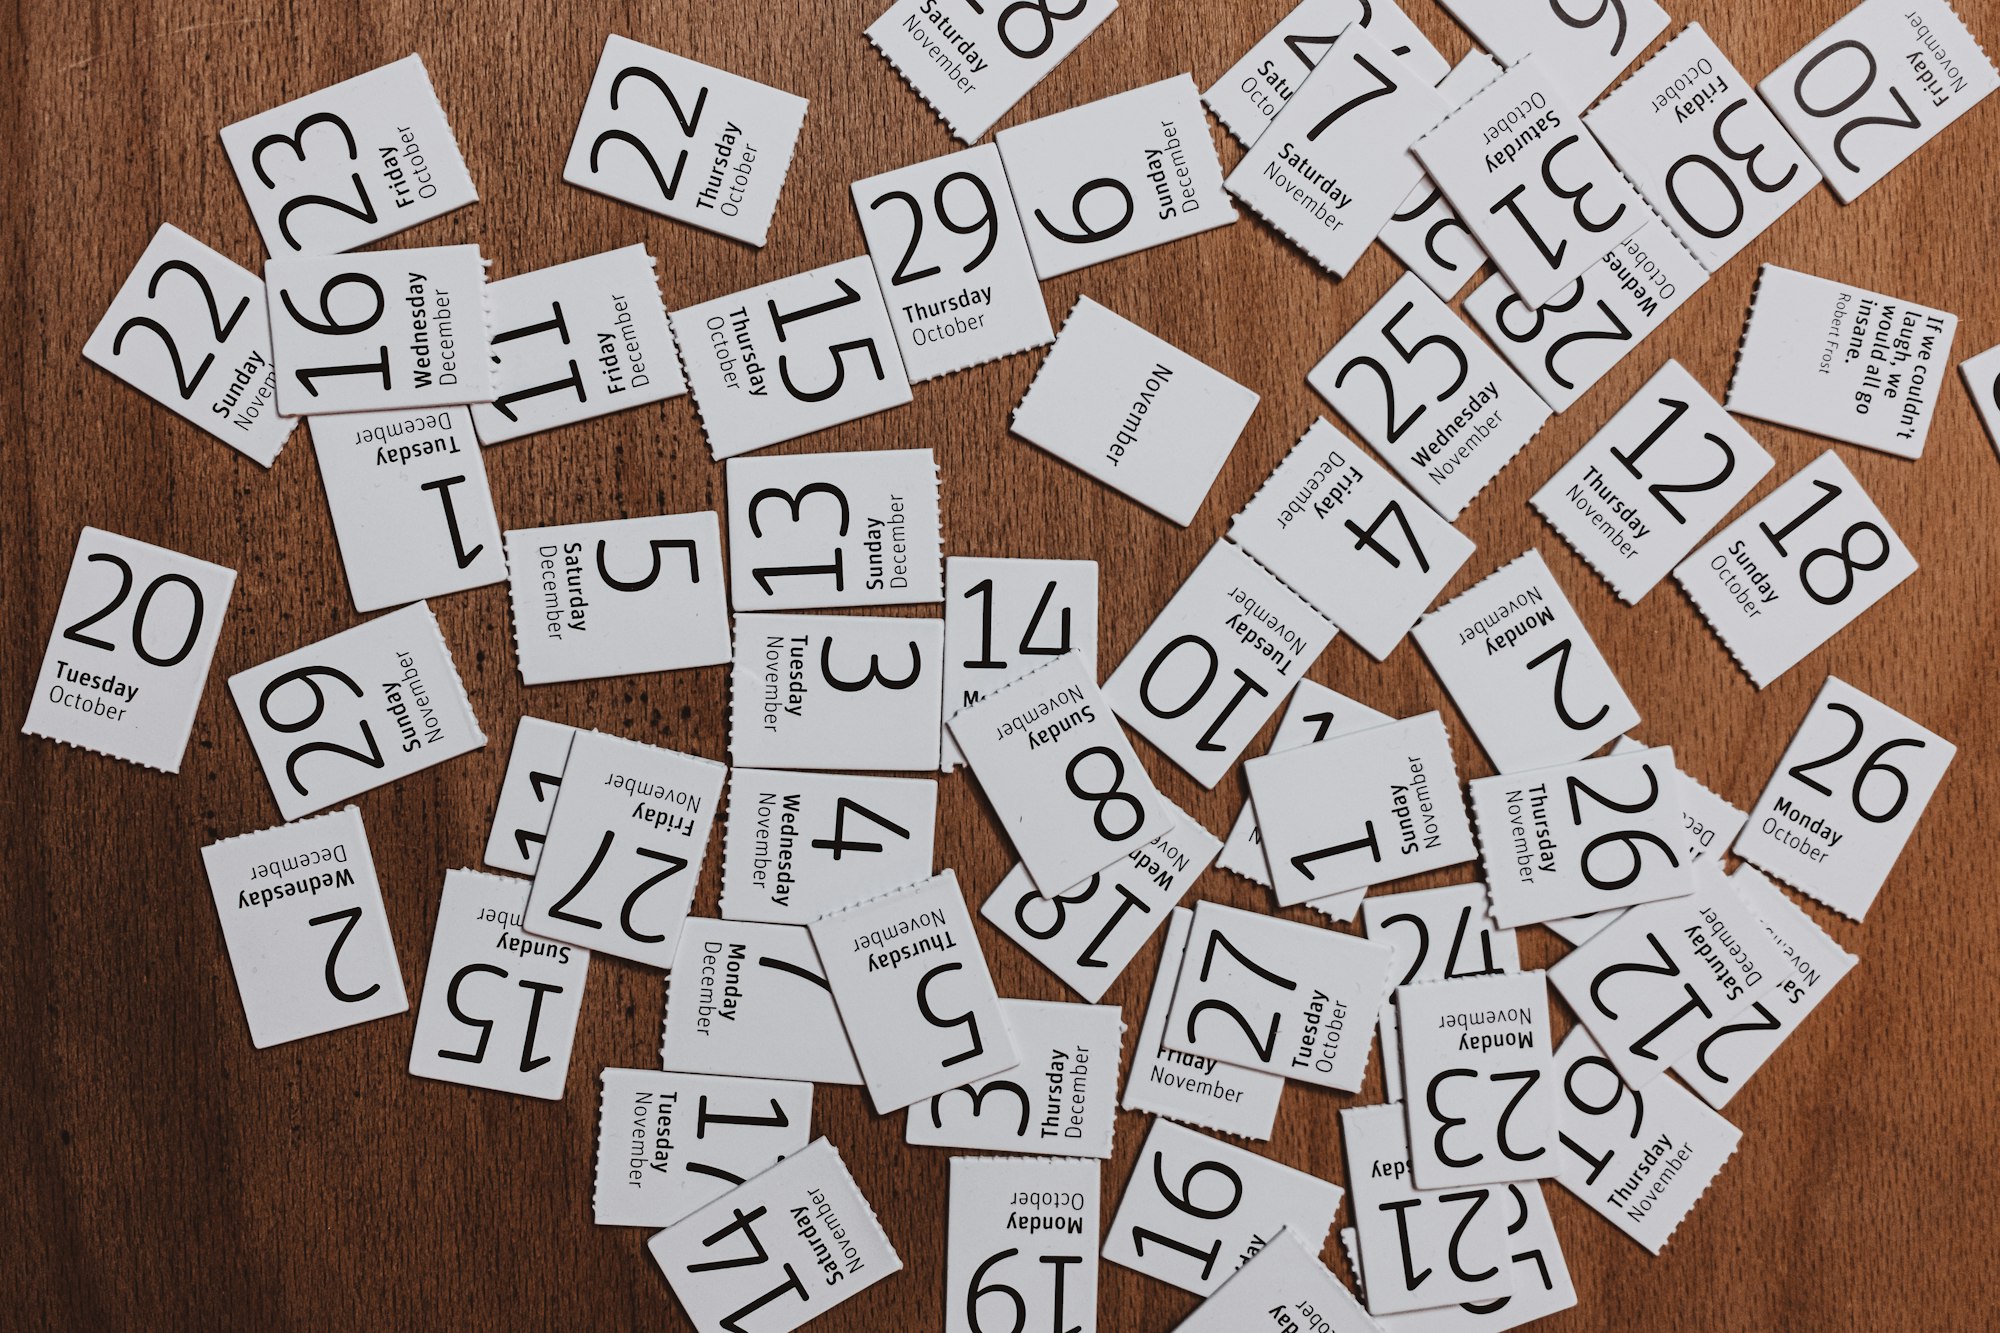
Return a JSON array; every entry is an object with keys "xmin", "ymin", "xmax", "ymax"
[{"xmin": 6, "ymin": 0, "xmax": 1998, "ymax": 1327}]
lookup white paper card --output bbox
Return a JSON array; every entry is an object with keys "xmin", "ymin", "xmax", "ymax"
[
  {"xmin": 563, "ymin": 35, "xmax": 808, "ymax": 246},
  {"xmin": 1381, "ymin": 180, "xmax": 1489, "ymax": 304},
  {"xmin": 219, "ymin": 55, "xmax": 476, "ymax": 254},
  {"xmin": 228, "ymin": 601, "xmax": 484, "ymax": 820},
  {"xmin": 660, "ymin": 917, "xmax": 864, "ymax": 1085},
  {"xmin": 1248, "ymin": 711, "xmax": 1474, "ymax": 909},
  {"xmin": 1178, "ymin": 1226, "xmax": 1383, "ymax": 1332},
  {"xmin": 1587, "ymin": 25, "xmax": 1821, "ymax": 271},
  {"xmin": 25, "ymin": 528, "xmax": 235, "ymax": 772},
  {"xmin": 941, "ymin": 556, "xmax": 1099, "ymax": 770},
  {"xmin": 726, "ymin": 448, "xmax": 943, "ymax": 610},
  {"xmin": 525, "ymin": 731, "xmax": 725, "ymax": 969},
  {"xmin": 1226, "ymin": 25, "xmax": 1452, "ymax": 278},
  {"xmin": 1532, "ymin": 360, "xmax": 1774, "ymax": 603},
  {"xmin": 407, "ymin": 868, "xmax": 588, "ymax": 1100},
  {"xmin": 982, "ymin": 804, "xmax": 1218, "ymax": 1003},
  {"xmin": 1464, "ymin": 217, "xmax": 1707, "ymax": 413},
  {"xmin": 910, "ymin": 999, "xmax": 1122, "ymax": 1157},
  {"xmin": 1398, "ymin": 973, "xmax": 1556, "ymax": 1189},
  {"xmin": 470, "ymin": 244, "xmax": 684, "ymax": 445},
  {"xmin": 483, "ymin": 716, "xmax": 578, "ymax": 875},
  {"xmin": 853, "ymin": 144, "xmax": 1055, "ymax": 381},
  {"xmin": 310, "ymin": 406, "xmax": 505, "ymax": 611},
  {"xmin": 1342, "ymin": 1103, "xmax": 1513, "ymax": 1314},
  {"xmin": 506, "ymin": 513, "xmax": 729, "ymax": 685},
  {"xmin": 952, "ymin": 652, "xmax": 1176, "ymax": 893},
  {"xmin": 1436, "ymin": 0, "xmax": 1668, "ymax": 111},
  {"xmin": 266, "ymin": 245, "xmax": 491, "ymax": 417},
  {"xmin": 201, "ymin": 806, "xmax": 407, "ymax": 1047},
  {"xmin": 1013, "ymin": 296, "xmax": 1259, "ymax": 526},
  {"xmin": 1415, "ymin": 58, "xmax": 1648, "ymax": 310},
  {"xmin": 719, "ymin": 770, "xmax": 936, "ymax": 925},
  {"xmin": 1474, "ymin": 746, "xmax": 1696, "ymax": 928},
  {"xmin": 996, "ymin": 76, "xmax": 1235, "ymax": 279},
  {"xmin": 1727, "ymin": 265, "xmax": 1958, "ymax": 458},
  {"xmin": 1345, "ymin": 1186, "xmax": 1577, "ymax": 1331},
  {"xmin": 593, "ymin": 1068, "xmax": 812, "ymax": 1228},
  {"xmin": 1123, "ymin": 907, "xmax": 1284, "ymax": 1139},
  {"xmin": 1232, "ymin": 419, "xmax": 1475, "ymax": 660},
  {"xmin": 1104, "ymin": 1118, "xmax": 1342, "ymax": 1296},
  {"xmin": 1761, "ymin": 0, "xmax": 1999, "ymax": 203},
  {"xmin": 1205, "ymin": 0, "xmax": 1447, "ymax": 145},
  {"xmin": 1105, "ymin": 541, "xmax": 1334, "ymax": 787},
  {"xmin": 946, "ymin": 1156, "xmax": 1100, "ymax": 1333},
  {"xmin": 82, "ymin": 224, "xmax": 294, "ymax": 464},
  {"xmin": 647, "ymin": 1138, "xmax": 900, "ymax": 1333},
  {"xmin": 671, "ymin": 256, "xmax": 913, "ymax": 459},
  {"xmin": 1673, "ymin": 451, "xmax": 1917, "ymax": 688},
  {"xmin": 1549, "ymin": 866, "xmax": 1785, "ymax": 1087},
  {"xmin": 1163, "ymin": 900, "xmax": 1395, "ymax": 1091},
  {"xmin": 1958, "ymin": 342, "xmax": 2000, "ymax": 459},
  {"xmin": 1308, "ymin": 273, "xmax": 1550, "ymax": 521},
  {"xmin": 1217, "ymin": 682, "xmax": 1394, "ymax": 887},
  {"xmin": 1735, "ymin": 675, "xmax": 1954, "ymax": 919},
  {"xmin": 1415, "ymin": 550, "xmax": 1639, "ymax": 772},
  {"xmin": 1671, "ymin": 866, "xmax": 1858, "ymax": 1108},
  {"xmin": 730, "ymin": 612, "xmax": 945, "ymax": 771},
  {"xmin": 1364, "ymin": 882, "xmax": 1519, "ymax": 1103},
  {"xmin": 1550, "ymin": 1026, "xmax": 1740, "ymax": 1253},
  {"xmin": 867, "ymin": 0, "xmax": 1119, "ymax": 142}
]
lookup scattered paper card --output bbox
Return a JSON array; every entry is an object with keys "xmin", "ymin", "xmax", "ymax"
[
  {"xmin": 1436, "ymin": 0, "xmax": 1668, "ymax": 111},
  {"xmin": 1230, "ymin": 418, "xmax": 1475, "ymax": 660},
  {"xmin": 1308, "ymin": 272, "xmax": 1550, "ymax": 521},
  {"xmin": 995, "ymin": 75, "xmax": 1234, "ymax": 279},
  {"xmin": 660, "ymin": 917, "xmax": 863, "ymax": 1085},
  {"xmin": 1958, "ymin": 342, "xmax": 2000, "ymax": 458},
  {"xmin": 852, "ymin": 144, "xmax": 1054, "ymax": 380},
  {"xmin": 671, "ymin": 256, "xmax": 912, "ymax": 459},
  {"xmin": 1216, "ymin": 681, "xmax": 1393, "ymax": 886},
  {"xmin": 867, "ymin": 0, "xmax": 1119, "ymax": 142},
  {"xmin": 1727, "ymin": 265, "xmax": 1957, "ymax": 459},
  {"xmin": 1761, "ymin": 0, "xmax": 1999, "ymax": 203},
  {"xmin": 407, "ymin": 868, "xmax": 588, "ymax": 1100},
  {"xmin": 201, "ymin": 806, "xmax": 406, "ymax": 1047},
  {"xmin": 1363, "ymin": 881, "xmax": 1519, "ymax": 1103},
  {"xmin": 1122, "ymin": 906, "xmax": 1285, "ymax": 1140},
  {"xmin": 982, "ymin": 803, "xmax": 1217, "ymax": 1003},
  {"xmin": 563, "ymin": 35, "xmax": 807, "ymax": 246},
  {"xmin": 1342, "ymin": 1102, "xmax": 1514, "ymax": 1314},
  {"xmin": 82, "ymin": 224, "xmax": 294, "ymax": 464},
  {"xmin": 1735, "ymin": 675, "xmax": 1954, "ymax": 919},
  {"xmin": 219, "ymin": 54, "xmax": 476, "ymax": 254},
  {"xmin": 1414, "ymin": 549, "xmax": 1639, "ymax": 773},
  {"xmin": 229, "ymin": 601, "xmax": 483, "ymax": 820},
  {"xmin": 1673, "ymin": 450, "xmax": 1917, "ymax": 688},
  {"xmin": 941, "ymin": 556, "xmax": 1099, "ymax": 770},
  {"xmin": 1204, "ymin": 0, "xmax": 1447, "ymax": 145},
  {"xmin": 483, "ymin": 716, "xmax": 578, "ymax": 876},
  {"xmin": 1531, "ymin": 360, "xmax": 1775, "ymax": 604},
  {"xmin": 525, "ymin": 730, "xmax": 725, "ymax": 969},
  {"xmin": 1397, "ymin": 972, "xmax": 1555, "ymax": 1188},
  {"xmin": 1247, "ymin": 710, "xmax": 1474, "ymax": 909},
  {"xmin": 1343, "ymin": 1184, "xmax": 1578, "ymax": 1330},
  {"xmin": 505, "ymin": 512, "xmax": 729, "ymax": 684},
  {"xmin": 1176, "ymin": 1226, "xmax": 1383, "ymax": 1333},
  {"xmin": 951, "ymin": 651, "xmax": 1176, "ymax": 893},
  {"xmin": 25, "ymin": 527, "xmax": 235, "ymax": 772},
  {"xmin": 1102, "ymin": 1117, "xmax": 1342, "ymax": 1296},
  {"xmin": 720, "ymin": 769, "xmax": 938, "ymax": 924},
  {"xmin": 471, "ymin": 244, "xmax": 684, "ymax": 445},
  {"xmin": 908, "ymin": 998, "xmax": 1121, "ymax": 1157},
  {"xmin": 1380, "ymin": 180, "xmax": 1489, "ymax": 304},
  {"xmin": 647, "ymin": 1138, "xmax": 901, "ymax": 1333},
  {"xmin": 945, "ymin": 1155, "xmax": 1100, "ymax": 1333},
  {"xmin": 811, "ymin": 871, "xmax": 1020, "ymax": 1113},
  {"xmin": 729, "ymin": 612, "xmax": 945, "ymax": 771},
  {"xmin": 593, "ymin": 1068, "xmax": 812, "ymax": 1228},
  {"xmin": 1012, "ymin": 296, "xmax": 1259, "ymax": 526},
  {"xmin": 725, "ymin": 447, "xmax": 942, "ymax": 610},
  {"xmin": 310, "ymin": 406, "xmax": 505, "ymax": 611}
]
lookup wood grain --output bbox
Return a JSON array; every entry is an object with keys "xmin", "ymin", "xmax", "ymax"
[{"xmin": 6, "ymin": 0, "xmax": 1999, "ymax": 1327}]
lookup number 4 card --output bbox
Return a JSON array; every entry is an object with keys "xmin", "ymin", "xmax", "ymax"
[
  {"xmin": 25, "ymin": 527, "xmax": 235, "ymax": 772},
  {"xmin": 1735, "ymin": 675, "xmax": 1954, "ymax": 919}
]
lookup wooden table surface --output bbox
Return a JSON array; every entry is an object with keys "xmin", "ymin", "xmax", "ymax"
[{"xmin": 7, "ymin": 0, "xmax": 1998, "ymax": 1327}]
